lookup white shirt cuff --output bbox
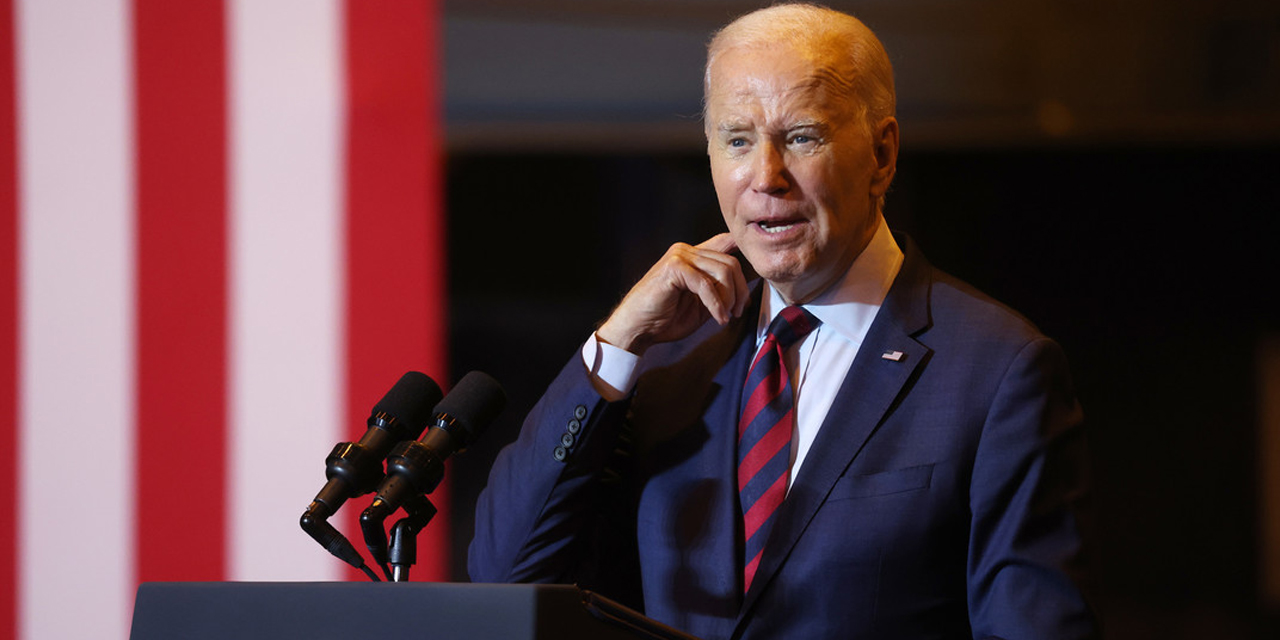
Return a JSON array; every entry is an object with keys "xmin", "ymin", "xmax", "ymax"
[{"xmin": 581, "ymin": 332, "xmax": 641, "ymax": 402}]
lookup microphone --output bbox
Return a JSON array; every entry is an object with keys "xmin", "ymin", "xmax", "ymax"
[
  {"xmin": 360, "ymin": 371, "xmax": 506, "ymax": 571},
  {"xmin": 300, "ymin": 371, "xmax": 442, "ymax": 577}
]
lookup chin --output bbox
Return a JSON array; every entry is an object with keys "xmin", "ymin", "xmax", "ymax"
[{"xmin": 745, "ymin": 254, "xmax": 808, "ymax": 288}]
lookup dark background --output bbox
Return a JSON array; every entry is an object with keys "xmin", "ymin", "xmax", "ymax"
[{"xmin": 439, "ymin": 1, "xmax": 1280, "ymax": 637}]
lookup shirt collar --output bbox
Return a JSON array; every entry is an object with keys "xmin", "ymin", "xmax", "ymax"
[{"xmin": 757, "ymin": 216, "xmax": 905, "ymax": 345}]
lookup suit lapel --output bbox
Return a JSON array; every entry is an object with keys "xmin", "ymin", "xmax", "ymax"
[{"xmin": 734, "ymin": 236, "xmax": 935, "ymax": 631}]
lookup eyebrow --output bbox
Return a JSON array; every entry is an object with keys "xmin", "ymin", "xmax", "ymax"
[
  {"xmin": 713, "ymin": 119, "xmax": 830, "ymax": 136},
  {"xmin": 714, "ymin": 120, "xmax": 752, "ymax": 135},
  {"xmin": 788, "ymin": 120, "xmax": 826, "ymax": 131}
]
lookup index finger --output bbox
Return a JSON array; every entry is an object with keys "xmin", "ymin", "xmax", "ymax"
[{"xmin": 696, "ymin": 232, "xmax": 737, "ymax": 255}]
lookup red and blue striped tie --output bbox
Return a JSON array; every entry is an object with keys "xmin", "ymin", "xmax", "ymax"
[{"xmin": 738, "ymin": 305, "xmax": 820, "ymax": 593}]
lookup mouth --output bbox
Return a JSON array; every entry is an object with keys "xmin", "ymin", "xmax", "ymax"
[
  {"xmin": 759, "ymin": 221, "xmax": 796, "ymax": 234},
  {"xmin": 752, "ymin": 218, "xmax": 805, "ymax": 235}
]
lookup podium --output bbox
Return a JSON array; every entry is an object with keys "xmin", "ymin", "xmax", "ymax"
[{"xmin": 129, "ymin": 582, "xmax": 701, "ymax": 640}]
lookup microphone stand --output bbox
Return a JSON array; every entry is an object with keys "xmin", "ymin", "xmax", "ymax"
[
  {"xmin": 361, "ymin": 491, "xmax": 438, "ymax": 582},
  {"xmin": 387, "ymin": 495, "xmax": 437, "ymax": 582}
]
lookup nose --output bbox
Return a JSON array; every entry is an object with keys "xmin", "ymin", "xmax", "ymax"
[{"xmin": 750, "ymin": 140, "xmax": 789, "ymax": 194}]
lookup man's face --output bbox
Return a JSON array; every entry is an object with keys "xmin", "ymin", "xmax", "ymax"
[{"xmin": 706, "ymin": 44, "xmax": 897, "ymax": 304}]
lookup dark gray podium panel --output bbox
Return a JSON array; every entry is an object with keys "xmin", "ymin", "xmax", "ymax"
[{"xmin": 129, "ymin": 582, "xmax": 699, "ymax": 640}]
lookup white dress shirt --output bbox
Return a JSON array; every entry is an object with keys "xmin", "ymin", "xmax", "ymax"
[{"xmin": 582, "ymin": 218, "xmax": 904, "ymax": 490}]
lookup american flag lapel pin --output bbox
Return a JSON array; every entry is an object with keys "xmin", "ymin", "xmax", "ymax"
[{"xmin": 881, "ymin": 350, "xmax": 905, "ymax": 362}]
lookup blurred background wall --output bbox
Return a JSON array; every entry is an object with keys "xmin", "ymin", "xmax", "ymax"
[
  {"xmin": 441, "ymin": 1, "xmax": 1280, "ymax": 639},
  {"xmin": 3, "ymin": 2, "xmax": 448, "ymax": 639}
]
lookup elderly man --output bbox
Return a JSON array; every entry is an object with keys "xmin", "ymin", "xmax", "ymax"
[{"xmin": 469, "ymin": 4, "xmax": 1099, "ymax": 639}]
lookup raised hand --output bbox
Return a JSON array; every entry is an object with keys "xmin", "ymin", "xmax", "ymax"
[{"xmin": 596, "ymin": 233, "xmax": 750, "ymax": 355}]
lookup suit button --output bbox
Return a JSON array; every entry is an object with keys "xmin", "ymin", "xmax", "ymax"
[
  {"xmin": 567, "ymin": 419, "xmax": 581, "ymax": 434},
  {"xmin": 553, "ymin": 446, "xmax": 567, "ymax": 462},
  {"xmin": 560, "ymin": 432, "xmax": 575, "ymax": 447},
  {"xmin": 574, "ymin": 405, "xmax": 587, "ymax": 420}
]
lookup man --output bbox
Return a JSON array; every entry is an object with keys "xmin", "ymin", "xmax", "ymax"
[{"xmin": 470, "ymin": 4, "xmax": 1099, "ymax": 639}]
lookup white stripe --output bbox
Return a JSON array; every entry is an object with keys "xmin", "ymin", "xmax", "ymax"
[
  {"xmin": 16, "ymin": 0, "xmax": 136, "ymax": 638},
  {"xmin": 228, "ymin": 0, "xmax": 345, "ymax": 580}
]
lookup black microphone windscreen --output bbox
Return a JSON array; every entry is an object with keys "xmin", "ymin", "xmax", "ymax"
[
  {"xmin": 434, "ymin": 371, "xmax": 506, "ymax": 441},
  {"xmin": 373, "ymin": 371, "xmax": 443, "ymax": 428}
]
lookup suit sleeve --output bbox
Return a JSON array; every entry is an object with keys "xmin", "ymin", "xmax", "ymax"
[
  {"xmin": 966, "ymin": 336, "xmax": 1101, "ymax": 639},
  {"xmin": 468, "ymin": 349, "xmax": 641, "ymax": 600}
]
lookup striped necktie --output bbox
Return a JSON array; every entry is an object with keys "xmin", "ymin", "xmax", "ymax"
[{"xmin": 737, "ymin": 304, "xmax": 820, "ymax": 593}]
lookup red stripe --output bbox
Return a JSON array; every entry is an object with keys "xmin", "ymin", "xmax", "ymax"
[
  {"xmin": 737, "ymin": 416, "xmax": 791, "ymax": 491},
  {"xmin": 739, "ymin": 371, "xmax": 784, "ymax": 436},
  {"xmin": 742, "ymin": 473, "xmax": 788, "ymax": 542},
  {"xmin": 343, "ymin": 0, "xmax": 447, "ymax": 581},
  {"xmin": 739, "ymin": 339, "xmax": 783, "ymax": 433},
  {"xmin": 133, "ymin": 0, "xmax": 228, "ymax": 582},
  {"xmin": 742, "ymin": 550, "xmax": 762, "ymax": 592},
  {"xmin": 1, "ymin": 0, "xmax": 19, "ymax": 632}
]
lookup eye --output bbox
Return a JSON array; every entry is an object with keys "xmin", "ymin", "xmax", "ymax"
[{"xmin": 729, "ymin": 138, "xmax": 747, "ymax": 148}]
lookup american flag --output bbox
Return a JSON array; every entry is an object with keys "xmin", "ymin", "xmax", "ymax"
[{"xmin": 1, "ymin": 1, "xmax": 448, "ymax": 638}]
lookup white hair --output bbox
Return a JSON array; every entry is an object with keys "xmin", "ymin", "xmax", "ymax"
[{"xmin": 704, "ymin": 3, "xmax": 896, "ymax": 130}]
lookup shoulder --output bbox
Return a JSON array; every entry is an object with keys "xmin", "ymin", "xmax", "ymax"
[
  {"xmin": 929, "ymin": 269, "xmax": 1045, "ymax": 345},
  {"xmin": 892, "ymin": 234, "xmax": 1052, "ymax": 354}
]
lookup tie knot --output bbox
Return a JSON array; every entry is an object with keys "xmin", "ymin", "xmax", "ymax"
[{"xmin": 765, "ymin": 305, "xmax": 821, "ymax": 350}]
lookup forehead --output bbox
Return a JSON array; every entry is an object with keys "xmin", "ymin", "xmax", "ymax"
[{"xmin": 706, "ymin": 45, "xmax": 857, "ymax": 124}]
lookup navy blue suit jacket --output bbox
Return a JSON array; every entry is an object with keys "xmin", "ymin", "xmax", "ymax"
[{"xmin": 470, "ymin": 237, "xmax": 1099, "ymax": 639}]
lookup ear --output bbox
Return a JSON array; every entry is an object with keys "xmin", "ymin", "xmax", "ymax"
[{"xmin": 869, "ymin": 117, "xmax": 899, "ymax": 197}]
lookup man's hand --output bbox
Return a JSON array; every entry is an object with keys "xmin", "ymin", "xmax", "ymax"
[{"xmin": 596, "ymin": 233, "xmax": 750, "ymax": 356}]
